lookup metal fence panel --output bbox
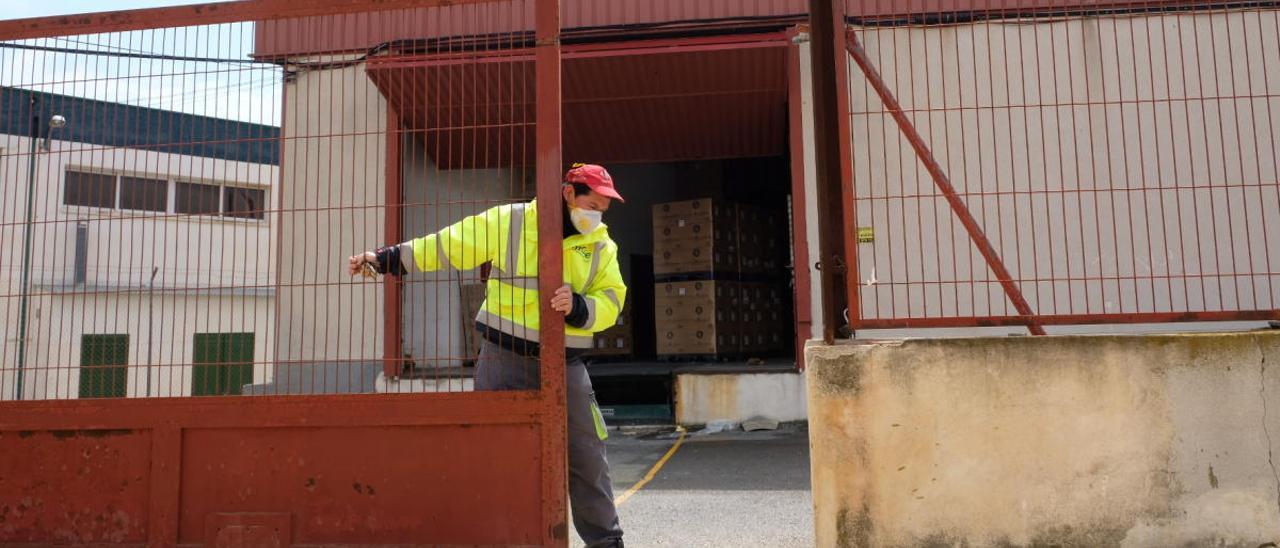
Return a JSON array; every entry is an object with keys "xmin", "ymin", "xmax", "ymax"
[
  {"xmin": 837, "ymin": 1, "xmax": 1280, "ymax": 332},
  {"xmin": 0, "ymin": 1, "xmax": 568, "ymax": 544}
]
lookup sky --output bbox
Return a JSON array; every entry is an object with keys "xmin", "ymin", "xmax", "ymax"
[
  {"xmin": 2, "ymin": 1, "xmax": 283, "ymax": 126},
  {"xmin": 5, "ymin": 1, "xmax": 205, "ymax": 20}
]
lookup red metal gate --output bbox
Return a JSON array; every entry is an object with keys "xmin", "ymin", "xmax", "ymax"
[
  {"xmin": 0, "ymin": 1, "xmax": 569, "ymax": 545},
  {"xmin": 811, "ymin": 0, "xmax": 1280, "ymax": 336}
]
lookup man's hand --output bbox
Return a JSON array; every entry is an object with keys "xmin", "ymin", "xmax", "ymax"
[
  {"xmin": 550, "ymin": 285, "xmax": 574, "ymax": 316},
  {"xmin": 348, "ymin": 251, "xmax": 377, "ymax": 277}
]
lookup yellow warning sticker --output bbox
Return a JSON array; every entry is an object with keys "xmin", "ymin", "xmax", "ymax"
[{"xmin": 856, "ymin": 227, "xmax": 875, "ymax": 243}]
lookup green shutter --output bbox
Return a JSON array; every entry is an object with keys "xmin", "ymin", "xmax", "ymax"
[
  {"xmin": 192, "ymin": 333, "xmax": 254, "ymax": 396},
  {"xmin": 79, "ymin": 334, "xmax": 128, "ymax": 398}
]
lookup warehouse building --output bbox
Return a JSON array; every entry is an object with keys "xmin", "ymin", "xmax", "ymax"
[{"xmin": 254, "ymin": 1, "xmax": 1280, "ymax": 424}]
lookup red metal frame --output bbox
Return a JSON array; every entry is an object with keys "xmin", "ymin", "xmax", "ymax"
[
  {"xmin": 1, "ymin": 393, "xmax": 546, "ymax": 544},
  {"xmin": 534, "ymin": 0, "xmax": 570, "ymax": 543},
  {"xmin": 843, "ymin": 30, "xmax": 1046, "ymax": 336},
  {"xmin": 807, "ymin": 0, "xmax": 849, "ymax": 343},
  {"xmin": 384, "ymin": 108, "xmax": 404, "ymax": 379},
  {"xmin": 856, "ymin": 310, "xmax": 1280, "ymax": 330},
  {"xmin": 830, "ymin": 0, "xmax": 859, "ymax": 340},
  {"xmin": 0, "ymin": 0, "xmax": 570, "ymax": 545},
  {"xmin": 368, "ymin": 32, "xmax": 793, "ymax": 70}
]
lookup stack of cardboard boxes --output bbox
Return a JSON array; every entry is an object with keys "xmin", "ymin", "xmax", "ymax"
[
  {"xmin": 736, "ymin": 206, "xmax": 787, "ymax": 275},
  {"xmin": 652, "ymin": 198, "xmax": 788, "ymax": 357},
  {"xmin": 652, "ymin": 199, "xmax": 739, "ymax": 276}
]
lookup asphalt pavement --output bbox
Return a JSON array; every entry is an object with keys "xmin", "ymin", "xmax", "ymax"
[{"xmin": 571, "ymin": 424, "xmax": 814, "ymax": 548}]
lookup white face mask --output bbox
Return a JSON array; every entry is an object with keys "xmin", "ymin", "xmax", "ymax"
[{"xmin": 569, "ymin": 207, "xmax": 603, "ymax": 235}]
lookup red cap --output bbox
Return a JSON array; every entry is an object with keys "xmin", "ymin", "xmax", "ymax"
[{"xmin": 565, "ymin": 163, "xmax": 624, "ymax": 203}]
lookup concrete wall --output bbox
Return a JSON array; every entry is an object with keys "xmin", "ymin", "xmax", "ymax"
[
  {"xmin": 805, "ymin": 332, "xmax": 1280, "ymax": 547},
  {"xmin": 675, "ymin": 371, "xmax": 808, "ymax": 426},
  {"xmin": 399, "ymin": 135, "xmax": 521, "ymax": 366},
  {"xmin": 276, "ymin": 63, "xmax": 385, "ymax": 364},
  {"xmin": 797, "ymin": 39, "xmax": 825, "ymax": 340},
  {"xmin": 847, "ymin": 10, "xmax": 1280, "ymax": 325}
]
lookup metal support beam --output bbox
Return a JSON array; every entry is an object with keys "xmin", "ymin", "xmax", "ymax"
[
  {"xmin": 808, "ymin": 0, "xmax": 851, "ymax": 344},
  {"xmin": 14, "ymin": 93, "xmax": 41, "ymax": 400},
  {"xmin": 384, "ymin": 108, "xmax": 404, "ymax": 379},
  {"xmin": 534, "ymin": 0, "xmax": 569, "ymax": 544}
]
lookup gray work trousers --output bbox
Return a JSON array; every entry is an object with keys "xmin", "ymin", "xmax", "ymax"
[{"xmin": 475, "ymin": 340, "xmax": 623, "ymax": 548}]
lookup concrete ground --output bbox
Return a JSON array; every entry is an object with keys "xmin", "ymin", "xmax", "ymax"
[{"xmin": 571, "ymin": 424, "xmax": 814, "ymax": 548}]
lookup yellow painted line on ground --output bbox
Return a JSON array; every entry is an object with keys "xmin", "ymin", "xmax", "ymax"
[{"xmin": 614, "ymin": 426, "xmax": 687, "ymax": 506}]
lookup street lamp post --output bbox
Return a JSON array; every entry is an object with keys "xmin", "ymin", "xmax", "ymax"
[{"xmin": 14, "ymin": 94, "xmax": 65, "ymax": 400}]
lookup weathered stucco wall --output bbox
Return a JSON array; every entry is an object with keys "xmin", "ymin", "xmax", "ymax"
[
  {"xmin": 675, "ymin": 371, "xmax": 808, "ymax": 426},
  {"xmin": 806, "ymin": 332, "xmax": 1280, "ymax": 547},
  {"xmin": 277, "ymin": 63, "xmax": 385, "ymax": 364}
]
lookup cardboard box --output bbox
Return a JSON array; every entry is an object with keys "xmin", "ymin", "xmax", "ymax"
[
  {"xmin": 653, "ymin": 238, "xmax": 738, "ymax": 275},
  {"xmin": 654, "ymin": 280, "xmax": 744, "ymax": 324},
  {"xmin": 654, "ymin": 281, "xmax": 749, "ymax": 355},
  {"xmin": 656, "ymin": 319, "xmax": 742, "ymax": 355},
  {"xmin": 585, "ymin": 300, "xmax": 633, "ymax": 357},
  {"xmin": 653, "ymin": 199, "xmax": 739, "ymax": 276},
  {"xmin": 653, "ymin": 199, "xmax": 738, "ymax": 244},
  {"xmin": 736, "ymin": 206, "xmax": 787, "ymax": 275},
  {"xmin": 589, "ymin": 331, "xmax": 633, "ymax": 356},
  {"xmin": 653, "ymin": 199, "xmax": 736, "ymax": 225}
]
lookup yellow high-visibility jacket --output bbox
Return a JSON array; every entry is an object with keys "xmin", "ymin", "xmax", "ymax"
[{"xmin": 393, "ymin": 199, "xmax": 627, "ymax": 350}]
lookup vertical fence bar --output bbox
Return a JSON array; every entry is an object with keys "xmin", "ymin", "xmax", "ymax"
[
  {"xmin": 534, "ymin": 0, "xmax": 568, "ymax": 544},
  {"xmin": 384, "ymin": 107, "xmax": 403, "ymax": 380},
  {"xmin": 809, "ymin": 0, "xmax": 850, "ymax": 343}
]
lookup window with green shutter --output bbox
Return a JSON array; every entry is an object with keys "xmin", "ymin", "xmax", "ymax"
[
  {"xmin": 79, "ymin": 334, "xmax": 128, "ymax": 398},
  {"xmin": 192, "ymin": 333, "xmax": 255, "ymax": 396}
]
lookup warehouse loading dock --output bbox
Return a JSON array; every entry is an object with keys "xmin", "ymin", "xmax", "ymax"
[
  {"xmin": 581, "ymin": 159, "xmax": 799, "ymax": 423},
  {"xmin": 366, "ymin": 29, "xmax": 816, "ymax": 424}
]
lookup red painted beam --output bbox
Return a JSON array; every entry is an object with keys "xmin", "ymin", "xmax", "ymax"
[
  {"xmin": 808, "ymin": 0, "xmax": 851, "ymax": 344},
  {"xmin": 384, "ymin": 109, "xmax": 404, "ymax": 379},
  {"xmin": 844, "ymin": 30, "xmax": 1046, "ymax": 336},
  {"xmin": 0, "ymin": 0, "xmax": 497, "ymax": 41},
  {"xmin": 534, "ymin": 1, "xmax": 569, "ymax": 545},
  {"xmin": 853, "ymin": 310, "xmax": 1280, "ymax": 330}
]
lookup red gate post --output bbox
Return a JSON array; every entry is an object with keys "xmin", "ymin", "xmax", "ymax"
[
  {"xmin": 808, "ymin": 0, "xmax": 852, "ymax": 343},
  {"xmin": 535, "ymin": 0, "xmax": 570, "ymax": 544}
]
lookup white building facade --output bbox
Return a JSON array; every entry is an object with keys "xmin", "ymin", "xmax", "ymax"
[{"xmin": 0, "ymin": 88, "xmax": 279, "ymax": 400}]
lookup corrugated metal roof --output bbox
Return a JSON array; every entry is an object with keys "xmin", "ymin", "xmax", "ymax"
[
  {"xmin": 256, "ymin": 0, "xmax": 1198, "ymax": 59},
  {"xmin": 366, "ymin": 35, "xmax": 790, "ymax": 168},
  {"xmin": 256, "ymin": 1, "xmax": 806, "ymax": 59}
]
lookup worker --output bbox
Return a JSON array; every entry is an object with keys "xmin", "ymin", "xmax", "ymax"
[{"xmin": 348, "ymin": 163, "xmax": 627, "ymax": 548}]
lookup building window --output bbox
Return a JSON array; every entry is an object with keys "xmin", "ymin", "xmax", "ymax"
[
  {"xmin": 63, "ymin": 168, "xmax": 265, "ymax": 221},
  {"xmin": 79, "ymin": 334, "xmax": 128, "ymax": 398},
  {"xmin": 119, "ymin": 176, "xmax": 168, "ymax": 212},
  {"xmin": 223, "ymin": 187, "xmax": 266, "ymax": 220},
  {"xmin": 175, "ymin": 182, "xmax": 222, "ymax": 216},
  {"xmin": 192, "ymin": 333, "xmax": 254, "ymax": 396},
  {"xmin": 64, "ymin": 170, "xmax": 117, "ymax": 209}
]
